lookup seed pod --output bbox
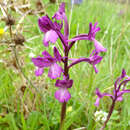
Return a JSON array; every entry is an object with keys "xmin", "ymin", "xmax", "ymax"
[
  {"xmin": 36, "ymin": 0, "xmax": 43, "ymax": 11},
  {"xmin": 36, "ymin": 0, "xmax": 45, "ymax": 15},
  {"xmin": 14, "ymin": 34, "xmax": 25, "ymax": 45},
  {"xmin": 20, "ymin": 85, "xmax": 27, "ymax": 94},
  {"xmin": 50, "ymin": 0, "xmax": 56, "ymax": 3},
  {"xmin": 5, "ymin": 15, "xmax": 15, "ymax": 26}
]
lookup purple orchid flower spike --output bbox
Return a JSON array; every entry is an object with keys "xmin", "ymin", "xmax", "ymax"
[
  {"xmin": 32, "ymin": 47, "xmax": 63, "ymax": 79},
  {"xmin": 38, "ymin": 15, "xmax": 62, "ymax": 47},
  {"xmin": 32, "ymin": 3, "xmax": 107, "ymax": 129},
  {"xmin": 95, "ymin": 69, "xmax": 130, "ymax": 107},
  {"xmin": 95, "ymin": 69, "xmax": 130, "ymax": 129},
  {"xmin": 55, "ymin": 79, "xmax": 73, "ymax": 102}
]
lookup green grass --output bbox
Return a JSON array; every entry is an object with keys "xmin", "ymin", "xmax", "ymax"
[{"xmin": 0, "ymin": 0, "xmax": 130, "ymax": 129}]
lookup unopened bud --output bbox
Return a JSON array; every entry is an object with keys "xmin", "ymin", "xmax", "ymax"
[
  {"xmin": 14, "ymin": 34, "xmax": 25, "ymax": 45},
  {"xmin": 5, "ymin": 15, "xmax": 15, "ymax": 26}
]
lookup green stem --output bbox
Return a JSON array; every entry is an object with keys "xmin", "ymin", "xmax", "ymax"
[
  {"xmin": 59, "ymin": 102, "xmax": 67, "ymax": 130},
  {"xmin": 100, "ymin": 100, "xmax": 116, "ymax": 130}
]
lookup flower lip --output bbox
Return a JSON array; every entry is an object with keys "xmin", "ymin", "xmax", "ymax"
[
  {"xmin": 32, "ymin": 47, "xmax": 63, "ymax": 79},
  {"xmin": 55, "ymin": 88, "xmax": 71, "ymax": 102},
  {"xmin": 93, "ymin": 39, "xmax": 107, "ymax": 53},
  {"xmin": 48, "ymin": 63, "xmax": 63, "ymax": 79}
]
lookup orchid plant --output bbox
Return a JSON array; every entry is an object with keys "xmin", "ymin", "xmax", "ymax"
[
  {"xmin": 32, "ymin": 3, "xmax": 107, "ymax": 129},
  {"xmin": 95, "ymin": 69, "xmax": 130, "ymax": 130}
]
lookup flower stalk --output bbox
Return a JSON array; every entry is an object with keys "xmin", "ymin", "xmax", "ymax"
[
  {"xmin": 100, "ymin": 99, "xmax": 116, "ymax": 130},
  {"xmin": 60, "ymin": 102, "xmax": 67, "ymax": 130}
]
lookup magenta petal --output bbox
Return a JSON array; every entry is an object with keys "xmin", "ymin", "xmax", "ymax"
[
  {"xmin": 93, "ymin": 39, "xmax": 107, "ymax": 53},
  {"xmin": 89, "ymin": 53, "xmax": 103, "ymax": 65},
  {"xmin": 94, "ymin": 97, "xmax": 100, "ymax": 107},
  {"xmin": 32, "ymin": 57, "xmax": 45, "ymax": 68},
  {"xmin": 93, "ymin": 65, "xmax": 98, "ymax": 73},
  {"xmin": 95, "ymin": 88, "xmax": 103, "ymax": 98},
  {"xmin": 43, "ymin": 30, "xmax": 58, "ymax": 47},
  {"xmin": 55, "ymin": 79, "xmax": 73, "ymax": 88},
  {"xmin": 55, "ymin": 88, "xmax": 71, "ymax": 102},
  {"xmin": 42, "ymin": 50, "xmax": 52, "ymax": 58},
  {"xmin": 95, "ymin": 88, "xmax": 113, "ymax": 107},
  {"xmin": 117, "ymin": 96, "xmax": 123, "ymax": 101},
  {"xmin": 35, "ymin": 68, "xmax": 44, "ymax": 76},
  {"xmin": 121, "ymin": 69, "xmax": 126, "ymax": 78},
  {"xmin": 54, "ymin": 47, "xmax": 62, "ymax": 61},
  {"xmin": 52, "ymin": 3, "xmax": 65, "ymax": 20},
  {"xmin": 48, "ymin": 63, "xmax": 62, "ymax": 79},
  {"xmin": 38, "ymin": 16, "xmax": 52, "ymax": 33},
  {"xmin": 59, "ymin": 2, "xmax": 65, "ymax": 14}
]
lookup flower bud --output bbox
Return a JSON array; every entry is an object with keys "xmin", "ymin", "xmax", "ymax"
[
  {"xmin": 5, "ymin": 15, "xmax": 15, "ymax": 26},
  {"xmin": 14, "ymin": 33, "xmax": 25, "ymax": 45}
]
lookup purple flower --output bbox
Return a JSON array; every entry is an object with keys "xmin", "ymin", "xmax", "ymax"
[
  {"xmin": 88, "ymin": 22, "xmax": 107, "ymax": 53},
  {"xmin": 32, "ymin": 47, "xmax": 63, "ymax": 79},
  {"xmin": 95, "ymin": 69, "xmax": 130, "ymax": 107},
  {"xmin": 52, "ymin": 2, "xmax": 65, "ymax": 21},
  {"xmin": 93, "ymin": 39, "xmax": 107, "ymax": 53},
  {"xmin": 88, "ymin": 51, "xmax": 103, "ymax": 73},
  {"xmin": 88, "ymin": 22, "xmax": 100, "ymax": 40},
  {"xmin": 68, "ymin": 22, "xmax": 107, "ymax": 53},
  {"xmin": 68, "ymin": 50, "xmax": 103, "ymax": 73},
  {"xmin": 53, "ymin": 2, "xmax": 69, "ymax": 39},
  {"xmin": 38, "ymin": 15, "xmax": 62, "ymax": 47},
  {"xmin": 55, "ymin": 79, "xmax": 73, "ymax": 102}
]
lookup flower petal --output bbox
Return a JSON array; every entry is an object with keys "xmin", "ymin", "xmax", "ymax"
[
  {"xmin": 89, "ymin": 53, "xmax": 103, "ymax": 65},
  {"xmin": 121, "ymin": 69, "xmax": 126, "ymax": 78},
  {"xmin": 43, "ymin": 30, "xmax": 58, "ymax": 47},
  {"xmin": 95, "ymin": 88, "xmax": 113, "ymax": 107},
  {"xmin": 88, "ymin": 22, "xmax": 100, "ymax": 40},
  {"xmin": 35, "ymin": 68, "xmax": 44, "ymax": 76},
  {"xmin": 38, "ymin": 15, "xmax": 53, "ymax": 33},
  {"xmin": 93, "ymin": 65, "xmax": 98, "ymax": 73},
  {"xmin": 117, "ymin": 96, "xmax": 123, "ymax": 101},
  {"xmin": 32, "ymin": 57, "xmax": 45, "ymax": 67},
  {"xmin": 32, "ymin": 57, "xmax": 51, "ymax": 67},
  {"xmin": 94, "ymin": 97, "xmax": 100, "ymax": 107},
  {"xmin": 55, "ymin": 88, "xmax": 71, "ymax": 102},
  {"xmin": 52, "ymin": 3, "xmax": 65, "ymax": 20},
  {"xmin": 54, "ymin": 47, "xmax": 62, "ymax": 61},
  {"xmin": 93, "ymin": 39, "xmax": 107, "ymax": 53},
  {"xmin": 42, "ymin": 50, "xmax": 52, "ymax": 58},
  {"xmin": 48, "ymin": 63, "xmax": 63, "ymax": 79},
  {"xmin": 55, "ymin": 79, "xmax": 73, "ymax": 88},
  {"xmin": 114, "ymin": 69, "xmax": 126, "ymax": 89}
]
